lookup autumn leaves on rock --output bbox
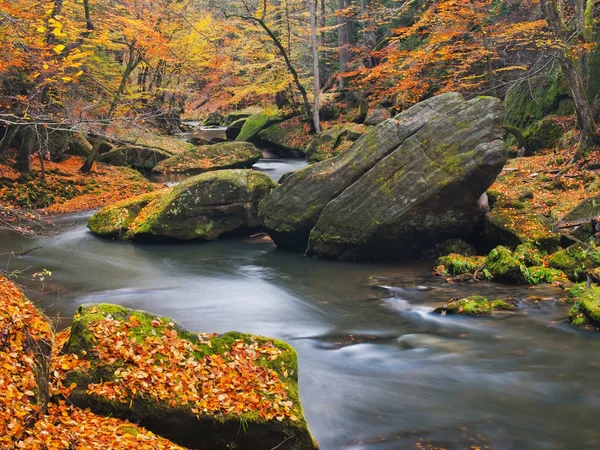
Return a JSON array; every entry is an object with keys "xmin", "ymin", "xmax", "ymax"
[
  {"xmin": 0, "ymin": 277, "xmax": 317, "ymax": 450},
  {"xmin": 259, "ymin": 93, "xmax": 507, "ymax": 260}
]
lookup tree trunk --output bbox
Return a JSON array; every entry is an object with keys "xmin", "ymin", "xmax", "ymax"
[
  {"xmin": 337, "ymin": 0, "xmax": 349, "ymax": 90},
  {"xmin": 540, "ymin": 0, "xmax": 597, "ymax": 162},
  {"xmin": 18, "ymin": 127, "xmax": 35, "ymax": 173},
  {"xmin": 0, "ymin": 125, "xmax": 21, "ymax": 160},
  {"xmin": 308, "ymin": 0, "xmax": 321, "ymax": 133},
  {"xmin": 81, "ymin": 42, "xmax": 141, "ymax": 173}
]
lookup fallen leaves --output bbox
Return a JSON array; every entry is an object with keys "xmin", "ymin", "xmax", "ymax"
[
  {"xmin": 54, "ymin": 307, "xmax": 296, "ymax": 422},
  {"xmin": 0, "ymin": 276, "xmax": 187, "ymax": 449}
]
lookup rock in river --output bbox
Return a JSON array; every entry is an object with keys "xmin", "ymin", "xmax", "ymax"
[
  {"xmin": 60, "ymin": 303, "xmax": 318, "ymax": 450},
  {"xmin": 259, "ymin": 93, "xmax": 507, "ymax": 258},
  {"xmin": 152, "ymin": 142, "xmax": 262, "ymax": 175},
  {"xmin": 89, "ymin": 169, "xmax": 276, "ymax": 241}
]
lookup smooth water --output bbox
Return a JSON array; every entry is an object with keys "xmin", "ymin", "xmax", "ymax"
[{"xmin": 2, "ymin": 162, "xmax": 600, "ymax": 449}]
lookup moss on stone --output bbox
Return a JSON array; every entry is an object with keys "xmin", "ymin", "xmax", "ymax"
[
  {"xmin": 436, "ymin": 253, "xmax": 486, "ymax": 275},
  {"xmin": 88, "ymin": 190, "xmax": 165, "ymax": 238},
  {"xmin": 523, "ymin": 117, "xmax": 563, "ymax": 153},
  {"xmin": 565, "ymin": 284, "xmax": 600, "ymax": 329},
  {"xmin": 485, "ymin": 246, "xmax": 522, "ymax": 282},
  {"xmin": 152, "ymin": 142, "xmax": 262, "ymax": 175},
  {"xmin": 513, "ymin": 243, "xmax": 543, "ymax": 267},
  {"xmin": 235, "ymin": 112, "xmax": 282, "ymax": 143},
  {"xmin": 548, "ymin": 244, "xmax": 600, "ymax": 281},
  {"xmin": 433, "ymin": 296, "xmax": 516, "ymax": 316}
]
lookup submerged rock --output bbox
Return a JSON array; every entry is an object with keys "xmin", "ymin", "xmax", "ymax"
[
  {"xmin": 259, "ymin": 93, "xmax": 473, "ymax": 252},
  {"xmin": 152, "ymin": 142, "xmax": 262, "ymax": 175},
  {"xmin": 60, "ymin": 304, "xmax": 318, "ymax": 450},
  {"xmin": 89, "ymin": 169, "xmax": 276, "ymax": 241}
]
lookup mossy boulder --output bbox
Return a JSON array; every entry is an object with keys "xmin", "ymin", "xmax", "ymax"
[
  {"xmin": 257, "ymin": 118, "xmax": 311, "ymax": 158},
  {"xmin": 152, "ymin": 142, "xmax": 262, "ymax": 175},
  {"xmin": 485, "ymin": 245, "xmax": 523, "ymax": 283},
  {"xmin": 225, "ymin": 118, "xmax": 247, "ymax": 140},
  {"xmin": 305, "ymin": 124, "xmax": 370, "ymax": 163},
  {"xmin": 203, "ymin": 112, "xmax": 225, "ymax": 127},
  {"xmin": 60, "ymin": 304, "xmax": 318, "ymax": 450},
  {"xmin": 513, "ymin": 243, "xmax": 543, "ymax": 267},
  {"xmin": 306, "ymin": 95, "xmax": 507, "ymax": 260},
  {"xmin": 522, "ymin": 117, "xmax": 563, "ymax": 154},
  {"xmin": 223, "ymin": 108, "xmax": 262, "ymax": 127},
  {"xmin": 484, "ymin": 206, "xmax": 561, "ymax": 252},
  {"xmin": 558, "ymin": 195, "xmax": 600, "ymax": 241},
  {"xmin": 548, "ymin": 243, "xmax": 600, "ymax": 281},
  {"xmin": 235, "ymin": 113, "xmax": 282, "ymax": 143},
  {"xmin": 436, "ymin": 254, "xmax": 486, "ymax": 276},
  {"xmin": 89, "ymin": 169, "xmax": 276, "ymax": 241},
  {"xmin": 259, "ymin": 93, "xmax": 502, "ymax": 254},
  {"xmin": 88, "ymin": 190, "xmax": 165, "ymax": 238},
  {"xmin": 98, "ymin": 146, "xmax": 172, "ymax": 170},
  {"xmin": 565, "ymin": 284, "xmax": 600, "ymax": 329},
  {"xmin": 433, "ymin": 296, "xmax": 516, "ymax": 316},
  {"xmin": 485, "ymin": 245, "xmax": 566, "ymax": 284}
]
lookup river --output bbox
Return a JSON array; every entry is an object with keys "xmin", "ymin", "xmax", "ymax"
[{"xmin": 2, "ymin": 159, "xmax": 600, "ymax": 449}]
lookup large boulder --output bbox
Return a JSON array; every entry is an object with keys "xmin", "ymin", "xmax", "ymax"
[
  {"xmin": 89, "ymin": 169, "xmax": 276, "ymax": 241},
  {"xmin": 59, "ymin": 303, "xmax": 318, "ymax": 450},
  {"xmin": 98, "ymin": 145, "xmax": 172, "ymax": 170},
  {"xmin": 257, "ymin": 117, "xmax": 312, "ymax": 158},
  {"xmin": 203, "ymin": 112, "xmax": 225, "ymax": 127},
  {"xmin": 259, "ymin": 93, "xmax": 507, "ymax": 259},
  {"xmin": 259, "ymin": 93, "xmax": 470, "ymax": 252},
  {"xmin": 305, "ymin": 124, "xmax": 370, "ymax": 163},
  {"xmin": 556, "ymin": 195, "xmax": 600, "ymax": 241},
  {"xmin": 308, "ymin": 97, "xmax": 506, "ymax": 260},
  {"xmin": 225, "ymin": 118, "xmax": 247, "ymax": 140},
  {"xmin": 363, "ymin": 108, "xmax": 390, "ymax": 126},
  {"xmin": 235, "ymin": 113, "xmax": 282, "ymax": 143},
  {"xmin": 46, "ymin": 129, "xmax": 92, "ymax": 159},
  {"xmin": 152, "ymin": 142, "xmax": 262, "ymax": 175}
]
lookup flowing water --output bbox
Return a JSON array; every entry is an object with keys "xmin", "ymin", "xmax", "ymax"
[{"xmin": 2, "ymin": 160, "xmax": 600, "ymax": 449}]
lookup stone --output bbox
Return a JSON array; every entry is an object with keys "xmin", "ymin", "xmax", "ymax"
[
  {"xmin": 60, "ymin": 303, "xmax": 318, "ymax": 450},
  {"xmin": 305, "ymin": 124, "xmax": 370, "ymax": 163},
  {"xmin": 203, "ymin": 112, "xmax": 225, "ymax": 127},
  {"xmin": 307, "ymin": 95, "xmax": 507, "ymax": 260},
  {"xmin": 89, "ymin": 169, "xmax": 276, "ymax": 241},
  {"xmin": 259, "ymin": 93, "xmax": 470, "ymax": 252},
  {"xmin": 152, "ymin": 142, "xmax": 262, "ymax": 175},
  {"xmin": 363, "ymin": 108, "xmax": 390, "ymax": 126},
  {"xmin": 256, "ymin": 118, "xmax": 311, "ymax": 158},
  {"xmin": 235, "ymin": 113, "xmax": 282, "ymax": 143},
  {"xmin": 98, "ymin": 146, "xmax": 172, "ymax": 170}
]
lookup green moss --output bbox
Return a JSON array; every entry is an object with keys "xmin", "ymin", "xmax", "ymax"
[
  {"xmin": 436, "ymin": 253, "xmax": 486, "ymax": 276},
  {"xmin": 565, "ymin": 284, "xmax": 600, "ymax": 329},
  {"xmin": 486, "ymin": 246, "xmax": 522, "ymax": 282},
  {"xmin": 548, "ymin": 244, "xmax": 600, "ymax": 281},
  {"xmin": 235, "ymin": 113, "xmax": 281, "ymax": 142},
  {"xmin": 433, "ymin": 296, "xmax": 516, "ymax": 316},
  {"xmin": 523, "ymin": 117, "xmax": 563, "ymax": 153},
  {"xmin": 513, "ymin": 243, "xmax": 543, "ymax": 267}
]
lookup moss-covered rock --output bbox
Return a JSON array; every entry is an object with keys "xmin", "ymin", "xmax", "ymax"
[
  {"xmin": 513, "ymin": 243, "xmax": 543, "ymax": 267},
  {"xmin": 88, "ymin": 190, "xmax": 165, "ymax": 238},
  {"xmin": 98, "ymin": 146, "xmax": 172, "ymax": 170},
  {"xmin": 522, "ymin": 117, "xmax": 563, "ymax": 154},
  {"xmin": 484, "ymin": 206, "xmax": 561, "ymax": 252},
  {"xmin": 548, "ymin": 243, "xmax": 600, "ymax": 281},
  {"xmin": 203, "ymin": 112, "xmax": 225, "ymax": 127},
  {"xmin": 436, "ymin": 254, "xmax": 487, "ymax": 276},
  {"xmin": 89, "ymin": 169, "xmax": 276, "ymax": 241},
  {"xmin": 433, "ymin": 296, "xmax": 516, "ymax": 316},
  {"xmin": 152, "ymin": 142, "xmax": 262, "ymax": 175},
  {"xmin": 225, "ymin": 118, "xmax": 247, "ymax": 140},
  {"xmin": 485, "ymin": 246, "xmax": 522, "ymax": 282},
  {"xmin": 260, "ymin": 94, "xmax": 506, "ymax": 255},
  {"xmin": 235, "ymin": 112, "xmax": 282, "ymax": 143},
  {"xmin": 304, "ymin": 123, "xmax": 369, "ymax": 163},
  {"xmin": 61, "ymin": 304, "xmax": 318, "ymax": 450},
  {"xmin": 257, "ymin": 117, "xmax": 311, "ymax": 158},
  {"xmin": 46, "ymin": 130, "xmax": 93, "ymax": 159},
  {"xmin": 565, "ymin": 284, "xmax": 600, "ymax": 329}
]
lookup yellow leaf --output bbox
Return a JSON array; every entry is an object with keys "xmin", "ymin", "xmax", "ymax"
[
  {"xmin": 61, "ymin": 77, "xmax": 72, "ymax": 82},
  {"xmin": 53, "ymin": 44, "xmax": 65, "ymax": 54}
]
